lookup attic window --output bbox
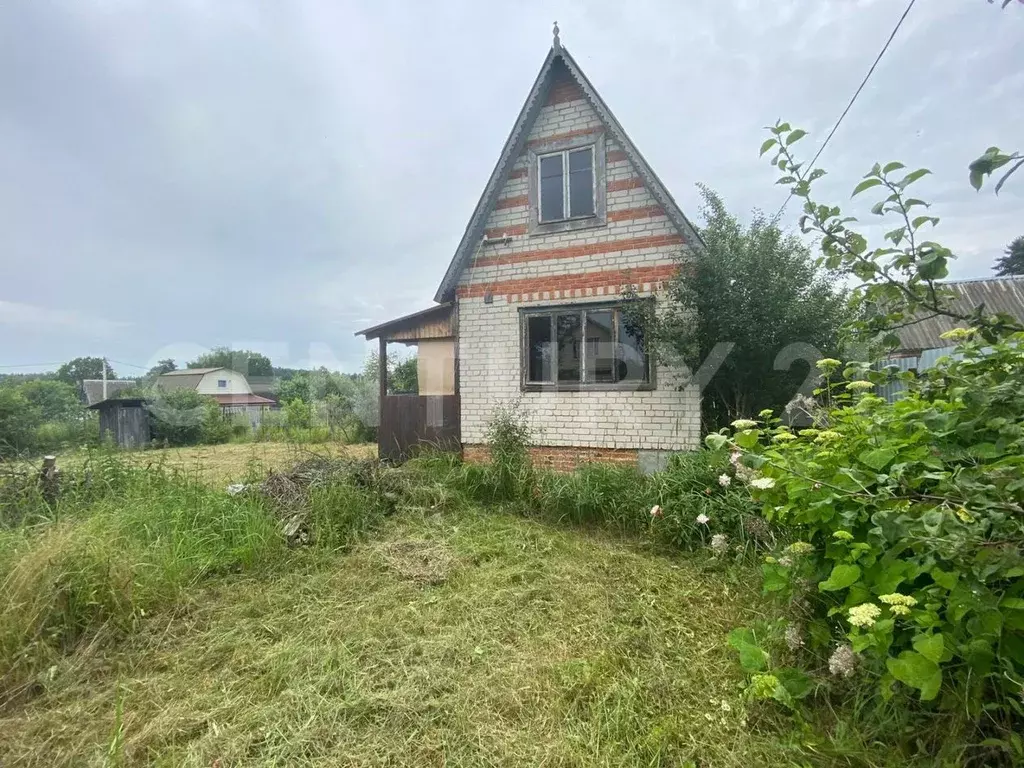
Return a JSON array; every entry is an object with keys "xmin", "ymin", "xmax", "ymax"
[
  {"xmin": 527, "ymin": 132, "xmax": 606, "ymax": 235},
  {"xmin": 217, "ymin": 379, "xmax": 227, "ymax": 388},
  {"xmin": 538, "ymin": 146, "xmax": 595, "ymax": 222}
]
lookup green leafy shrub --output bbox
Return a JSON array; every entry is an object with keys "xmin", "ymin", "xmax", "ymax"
[
  {"xmin": 33, "ymin": 417, "xmax": 100, "ymax": 454},
  {"xmin": 147, "ymin": 389, "xmax": 214, "ymax": 446},
  {"xmin": 716, "ymin": 346, "xmax": 1024, "ymax": 723},
  {"xmin": 714, "ymin": 122, "xmax": 1024, "ymax": 763},
  {"xmin": 0, "ymin": 388, "xmax": 41, "ymax": 456},
  {"xmin": 482, "ymin": 400, "xmax": 535, "ymax": 504}
]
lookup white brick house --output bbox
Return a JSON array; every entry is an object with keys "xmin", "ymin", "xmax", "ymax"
[{"xmin": 361, "ymin": 28, "xmax": 704, "ymax": 471}]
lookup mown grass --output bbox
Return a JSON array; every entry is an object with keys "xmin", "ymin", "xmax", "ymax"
[
  {"xmin": 0, "ymin": 449, "xmax": 912, "ymax": 767},
  {"xmin": 19, "ymin": 441, "xmax": 376, "ymax": 488},
  {"xmin": 0, "ymin": 505, "xmax": 806, "ymax": 767}
]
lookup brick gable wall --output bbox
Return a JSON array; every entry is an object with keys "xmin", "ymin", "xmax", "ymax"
[{"xmin": 456, "ymin": 65, "xmax": 700, "ymax": 461}]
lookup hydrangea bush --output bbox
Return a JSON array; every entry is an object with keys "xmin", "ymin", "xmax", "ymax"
[
  {"xmin": 713, "ymin": 318, "xmax": 1024, "ymax": 747},
  {"xmin": 718, "ymin": 122, "xmax": 1024, "ymax": 758}
]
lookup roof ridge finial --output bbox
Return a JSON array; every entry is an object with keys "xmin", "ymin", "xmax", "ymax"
[{"xmin": 552, "ymin": 20, "xmax": 561, "ymax": 50}]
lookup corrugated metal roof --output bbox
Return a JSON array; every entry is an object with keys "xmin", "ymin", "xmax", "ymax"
[
  {"xmin": 161, "ymin": 367, "xmax": 223, "ymax": 376},
  {"xmin": 155, "ymin": 372, "xmax": 204, "ymax": 391},
  {"xmin": 895, "ymin": 276, "xmax": 1024, "ymax": 352},
  {"xmin": 211, "ymin": 394, "xmax": 276, "ymax": 406},
  {"xmin": 81, "ymin": 379, "xmax": 135, "ymax": 406}
]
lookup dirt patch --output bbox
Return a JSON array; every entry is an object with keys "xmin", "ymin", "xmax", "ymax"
[{"xmin": 374, "ymin": 539, "xmax": 458, "ymax": 585}]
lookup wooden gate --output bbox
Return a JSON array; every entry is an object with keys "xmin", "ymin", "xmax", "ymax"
[{"xmin": 378, "ymin": 394, "xmax": 460, "ymax": 463}]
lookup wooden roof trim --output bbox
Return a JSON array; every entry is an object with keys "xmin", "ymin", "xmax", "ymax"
[{"xmin": 354, "ymin": 302, "xmax": 455, "ymax": 340}]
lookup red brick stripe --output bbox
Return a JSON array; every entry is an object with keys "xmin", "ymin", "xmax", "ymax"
[
  {"xmin": 607, "ymin": 149, "xmax": 628, "ymax": 163},
  {"xmin": 456, "ymin": 264, "xmax": 679, "ymax": 299},
  {"xmin": 465, "ymin": 444, "xmax": 638, "ymax": 471},
  {"xmin": 608, "ymin": 205, "xmax": 664, "ymax": 222},
  {"xmin": 508, "ymin": 168, "xmax": 528, "ymax": 180},
  {"xmin": 608, "ymin": 177, "xmax": 645, "ymax": 192},
  {"xmin": 495, "ymin": 194, "xmax": 528, "ymax": 210},
  {"xmin": 546, "ymin": 80, "xmax": 584, "ymax": 106},
  {"xmin": 484, "ymin": 206, "xmax": 665, "ymax": 239},
  {"xmin": 473, "ymin": 234, "xmax": 682, "ymax": 269}
]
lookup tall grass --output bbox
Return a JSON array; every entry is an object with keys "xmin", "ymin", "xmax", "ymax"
[
  {"xmin": 400, "ymin": 447, "xmax": 771, "ymax": 556},
  {"xmin": 0, "ymin": 455, "xmax": 285, "ymax": 699}
]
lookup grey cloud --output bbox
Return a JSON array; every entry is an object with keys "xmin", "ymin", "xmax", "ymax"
[{"xmin": 0, "ymin": 0, "xmax": 1019, "ymax": 372}]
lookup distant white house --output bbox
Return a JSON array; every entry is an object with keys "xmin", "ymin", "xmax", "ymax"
[{"xmin": 155, "ymin": 367, "xmax": 276, "ymax": 425}]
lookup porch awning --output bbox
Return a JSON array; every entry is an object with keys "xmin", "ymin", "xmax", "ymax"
[{"xmin": 355, "ymin": 302, "xmax": 455, "ymax": 343}]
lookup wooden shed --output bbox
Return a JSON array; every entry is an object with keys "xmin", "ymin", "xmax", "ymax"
[
  {"xmin": 88, "ymin": 398, "xmax": 151, "ymax": 449},
  {"xmin": 356, "ymin": 303, "xmax": 459, "ymax": 462}
]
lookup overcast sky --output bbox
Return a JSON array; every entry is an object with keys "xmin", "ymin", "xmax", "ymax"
[{"xmin": 1, "ymin": 0, "xmax": 1020, "ymax": 375}]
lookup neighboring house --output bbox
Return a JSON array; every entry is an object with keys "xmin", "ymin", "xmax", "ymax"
[
  {"xmin": 358, "ymin": 28, "xmax": 704, "ymax": 471},
  {"xmin": 82, "ymin": 379, "xmax": 135, "ymax": 406},
  {"xmin": 155, "ymin": 367, "xmax": 276, "ymax": 425},
  {"xmin": 879, "ymin": 275, "xmax": 1024, "ymax": 400}
]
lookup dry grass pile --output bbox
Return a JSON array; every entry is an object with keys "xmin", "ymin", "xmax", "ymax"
[{"xmin": 374, "ymin": 538, "xmax": 459, "ymax": 585}]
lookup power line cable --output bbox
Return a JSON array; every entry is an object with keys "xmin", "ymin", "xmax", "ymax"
[
  {"xmin": 774, "ymin": 0, "xmax": 917, "ymax": 220},
  {"xmin": 0, "ymin": 362, "xmax": 65, "ymax": 370},
  {"xmin": 107, "ymin": 358, "xmax": 149, "ymax": 371}
]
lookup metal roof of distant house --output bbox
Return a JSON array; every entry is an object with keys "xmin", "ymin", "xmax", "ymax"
[
  {"xmin": 155, "ymin": 367, "xmax": 237, "ymax": 392},
  {"xmin": 895, "ymin": 276, "xmax": 1024, "ymax": 352},
  {"xmin": 161, "ymin": 367, "xmax": 224, "ymax": 375},
  {"xmin": 82, "ymin": 379, "xmax": 135, "ymax": 406},
  {"xmin": 211, "ymin": 393, "xmax": 276, "ymax": 406}
]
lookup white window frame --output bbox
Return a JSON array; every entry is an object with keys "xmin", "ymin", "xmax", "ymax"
[{"xmin": 537, "ymin": 145, "xmax": 596, "ymax": 223}]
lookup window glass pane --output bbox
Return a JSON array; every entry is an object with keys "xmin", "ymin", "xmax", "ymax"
[
  {"xmin": 539, "ymin": 154, "xmax": 564, "ymax": 221},
  {"xmin": 585, "ymin": 310, "xmax": 615, "ymax": 383},
  {"xmin": 616, "ymin": 310, "xmax": 648, "ymax": 382},
  {"xmin": 568, "ymin": 148, "xmax": 594, "ymax": 217},
  {"xmin": 527, "ymin": 315, "xmax": 553, "ymax": 382},
  {"xmin": 555, "ymin": 312, "xmax": 582, "ymax": 382}
]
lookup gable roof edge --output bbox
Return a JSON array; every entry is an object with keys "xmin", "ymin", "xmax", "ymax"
[
  {"xmin": 433, "ymin": 49, "xmax": 560, "ymax": 303},
  {"xmin": 434, "ymin": 44, "xmax": 705, "ymax": 303},
  {"xmin": 557, "ymin": 46, "xmax": 705, "ymax": 254}
]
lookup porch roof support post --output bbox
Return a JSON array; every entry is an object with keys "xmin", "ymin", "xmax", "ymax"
[{"xmin": 378, "ymin": 337, "xmax": 387, "ymax": 404}]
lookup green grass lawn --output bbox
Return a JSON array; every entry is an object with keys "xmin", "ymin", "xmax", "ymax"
[
  {"xmin": 0, "ymin": 505, "xmax": 801, "ymax": 767},
  {"xmin": 17, "ymin": 441, "xmax": 377, "ymax": 488}
]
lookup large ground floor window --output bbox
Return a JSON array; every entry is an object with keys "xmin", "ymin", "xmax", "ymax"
[{"xmin": 521, "ymin": 301, "xmax": 652, "ymax": 391}]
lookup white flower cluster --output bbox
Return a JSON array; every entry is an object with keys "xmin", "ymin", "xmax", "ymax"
[
  {"xmin": 879, "ymin": 593, "xmax": 918, "ymax": 617},
  {"xmin": 696, "ymin": 513, "xmax": 710, "ymax": 525},
  {"xmin": 731, "ymin": 419, "xmax": 758, "ymax": 430},
  {"xmin": 710, "ymin": 533, "xmax": 729, "ymax": 554},
  {"xmin": 828, "ymin": 644, "xmax": 857, "ymax": 678},
  {"xmin": 729, "ymin": 451, "xmax": 757, "ymax": 484},
  {"xmin": 750, "ymin": 477, "xmax": 776, "ymax": 490},
  {"xmin": 718, "ymin": 474, "xmax": 731, "ymax": 487},
  {"xmin": 847, "ymin": 603, "xmax": 881, "ymax": 628},
  {"xmin": 784, "ymin": 624, "xmax": 805, "ymax": 651}
]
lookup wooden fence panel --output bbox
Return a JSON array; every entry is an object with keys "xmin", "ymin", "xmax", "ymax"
[{"xmin": 378, "ymin": 394, "xmax": 460, "ymax": 463}]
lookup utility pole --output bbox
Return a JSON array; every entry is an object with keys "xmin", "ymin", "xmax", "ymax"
[{"xmin": 102, "ymin": 357, "xmax": 107, "ymax": 400}]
